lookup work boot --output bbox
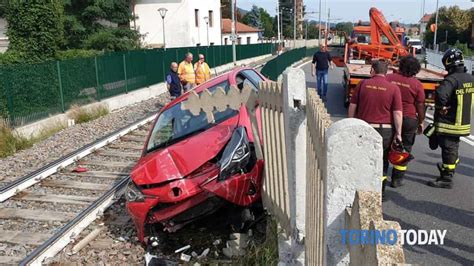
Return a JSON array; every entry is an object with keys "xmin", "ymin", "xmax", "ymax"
[
  {"xmin": 390, "ymin": 168, "xmax": 405, "ymax": 188},
  {"xmin": 427, "ymin": 167, "xmax": 454, "ymax": 189}
]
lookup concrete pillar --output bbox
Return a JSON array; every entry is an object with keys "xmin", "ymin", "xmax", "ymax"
[
  {"xmin": 324, "ymin": 118, "xmax": 382, "ymax": 265},
  {"xmin": 278, "ymin": 67, "xmax": 307, "ymax": 264}
]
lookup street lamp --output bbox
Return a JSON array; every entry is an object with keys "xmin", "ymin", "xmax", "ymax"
[
  {"xmin": 158, "ymin": 8, "xmax": 168, "ymax": 50},
  {"xmin": 204, "ymin": 16, "xmax": 210, "ymax": 46}
]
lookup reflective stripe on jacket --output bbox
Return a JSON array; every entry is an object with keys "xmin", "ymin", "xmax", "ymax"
[{"xmin": 434, "ymin": 68, "xmax": 473, "ymax": 137}]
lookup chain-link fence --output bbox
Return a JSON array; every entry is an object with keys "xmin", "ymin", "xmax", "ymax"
[{"xmin": 0, "ymin": 43, "xmax": 274, "ymax": 127}]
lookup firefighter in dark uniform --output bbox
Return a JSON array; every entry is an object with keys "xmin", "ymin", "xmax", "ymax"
[{"xmin": 427, "ymin": 48, "xmax": 474, "ymax": 189}]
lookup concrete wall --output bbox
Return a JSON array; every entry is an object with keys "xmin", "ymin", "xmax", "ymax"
[
  {"xmin": 284, "ymin": 39, "xmax": 319, "ymax": 49},
  {"xmin": 135, "ymin": 0, "xmax": 221, "ymax": 48},
  {"xmin": 14, "ymin": 54, "xmax": 272, "ymax": 138}
]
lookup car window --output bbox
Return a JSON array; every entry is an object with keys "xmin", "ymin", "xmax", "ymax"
[
  {"xmin": 242, "ymin": 70, "xmax": 264, "ymax": 87},
  {"xmin": 236, "ymin": 74, "xmax": 258, "ymax": 92}
]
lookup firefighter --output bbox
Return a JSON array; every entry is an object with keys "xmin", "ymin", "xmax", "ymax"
[
  {"xmin": 427, "ymin": 48, "xmax": 473, "ymax": 189},
  {"xmin": 386, "ymin": 56, "xmax": 425, "ymax": 187},
  {"xmin": 348, "ymin": 60, "xmax": 403, "ymax": 200}
]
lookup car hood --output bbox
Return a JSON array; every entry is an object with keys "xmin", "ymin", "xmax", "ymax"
[{"xmin": 131, "ymin": 116, "xmax": 239, "ymax": 186}]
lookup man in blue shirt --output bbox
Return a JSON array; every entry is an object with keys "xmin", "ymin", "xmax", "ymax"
[
  {"xmin": 166, "ymin": 62, "xmax": 182, "ymax": 99},
  {"xmin": 311, "ymin": 45, "xmax": 334, "ymax": 102}
]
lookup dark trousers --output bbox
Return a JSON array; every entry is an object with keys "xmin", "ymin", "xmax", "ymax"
[
  {"xmin": 374, "ymin": 127, "xmax": 394, "ymax": 176},
  {"xmin": 401, "ymin": 117, "xmax": 418, "ymax": 153},
  {"xmin": 437, "ymin": 135, "xmax": 460, "ymax": 165}
]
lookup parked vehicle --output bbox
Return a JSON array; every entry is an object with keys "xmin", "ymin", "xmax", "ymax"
[
  {"xmin": 126, "ymin": 67, "xmax": 266, "ymax": 243},
  {"xmin": 407, "ymin": 39, "xmax": 423, "ymax": 54}
]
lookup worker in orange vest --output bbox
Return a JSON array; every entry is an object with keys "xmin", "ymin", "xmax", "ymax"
[{"xmin": 194, "ymin": 54, "xmax": 211, "ymax": 85}]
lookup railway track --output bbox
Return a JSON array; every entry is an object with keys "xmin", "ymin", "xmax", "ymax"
[{"xmin": 0, "ymin": 114, "xmax": 156, "ymax": 265}]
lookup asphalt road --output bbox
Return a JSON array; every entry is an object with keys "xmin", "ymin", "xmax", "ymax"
[{"xmin": 300, "ymin": 63, "xmax": 474, "ymax": 265}]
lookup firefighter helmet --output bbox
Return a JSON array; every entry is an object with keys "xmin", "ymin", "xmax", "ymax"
[
  {"xmin": 388, "ymin": 140, "xmax": 411, "ymax": 165},
  {"xmin": 442, "ymin": 48, "xmax": 464, "ymax": 70}
]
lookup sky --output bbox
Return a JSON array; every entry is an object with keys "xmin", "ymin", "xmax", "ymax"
[{"xmin": 237, "ymin": 0, "xmax": 473, "ymax": 24}]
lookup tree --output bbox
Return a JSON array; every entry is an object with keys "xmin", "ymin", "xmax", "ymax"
[
  {"xmin": 424, "ymin": 6, "xmax": 472, "ymax": 47},
  {"xmin": 335, "ymin": 22, "xmax": 353, "ymax": 37},
  {"xmin": 242, "ymin": 5, "xmax": 262, "ymax": 29},
  {"xmin": 260, "ymin": 8, "xmax": 275, "ymax": 38},
  {"xmin": 220, "ymin": 0, "xmax": 244, "ymax": 21},
  {"xmin": 62, "ymin": 0, "xmax": 139, "ymax": 51},
  {"xmin": 6, "ymin": 0, "xmax": 64, "ymax": 61}
]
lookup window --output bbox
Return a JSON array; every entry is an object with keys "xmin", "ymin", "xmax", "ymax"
[
  {"xmin": 208, "ymin": 10, "xmax": 213, "ymax": 27},
  {"xmin": 224, "ymin": 38, "xmax": 228, "ymax": 45},
  {"xmin": 237, "ymin": 37, "xmax": 242, "ymax": 45},
  {"xmin": 195, "ymin": 9, "xmax": 199, "ymax": 27},
  {"xmin": 210, "ymin": 42, "xmax": 214, "ymax": 46},
  {"xmin": 242, "ymin": 70, "xmax": 264, "ymax": 88},
  {"xmin": 247, "ymin": 37, "xmax": 251, "ymax": 44}
]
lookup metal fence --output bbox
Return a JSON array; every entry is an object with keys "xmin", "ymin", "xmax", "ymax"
[
  {"xmin": 0, "ymin": 43, "xmax": 274, "ymax": 127},
  {"xmin": 426, "ymin": 49, "xmax": 474, "ymax": 74},
  {"xmin": 260, "ymin": 47, "xmax": 318, "ymax": 81}
]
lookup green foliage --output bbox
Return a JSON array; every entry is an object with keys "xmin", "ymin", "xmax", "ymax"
[
  {"xmin": 335, "ymin": 22, "xmax": 354, "ymax": 37},
  {"xmin": 68, "ymin": 104, "xmax": 109, "ymax": 124},
  {"xmin": 0, "ymin": 125, "xmax": 33, "ymax": 158},
  {"xmin": 424, "ymin": 6, "xmax": 472, "ymax": 46},
  {"xmin": 5, "ymin": 0, "xmax": 64, "ymax": 61},
  {"xmin": 242, "ymin": 5, "xmax": 262, "ymax": 29},
  {"xmin": 62, "ymin": 0, "xmax": 136, "ymax": 50},
  {"xmin": 55, "ymin": 49, "xmax": 102, "ymax": 60},
  {"xmin": 236, "ymin": 218, "xmax": 279, "ymax": 265},
  {"xmin": 453, "ymin": 41, "xmax": 474, "ymax": 57},
  {"xmin": 83, "ymin": 28, "xmax": 139, "ymax": 51},
  {"xmin": 242, "ymin": 5, "xmax": 275, "ymax": 38}
]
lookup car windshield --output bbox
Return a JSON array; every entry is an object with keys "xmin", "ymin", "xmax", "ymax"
[
  {"xmin": 146, "ymin": 81, "xmax": 237, "ymax": 153},
  {"xmin": 410, "ymin": 41, "xmax": 421, "ymax": 45}
]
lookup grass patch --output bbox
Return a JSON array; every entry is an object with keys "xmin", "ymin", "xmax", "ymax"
[
  {"xmin": 68, "ymin": 104, "xmax": 109, "ymax": 124},
  {"xmin": 236, "ymin": 217, "xmax": 279, "ymax": 265},
  {"xmin": 0, "ymin": 122, "xmax": 66, "ymax": 158}
]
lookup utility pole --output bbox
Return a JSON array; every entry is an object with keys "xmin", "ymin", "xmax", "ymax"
[
  {"xmin": 293, "ymin": 0, "xmax": 297, "ymax": 47},
  {"xmin": 433, "ymin": 0, "xmax": 439, "ymax": 51},
  {"xmin": 318, "ymin": 0, "xmax": 322, "ymax": 46},
  {"xmin": 276, "ymin": 3, "xmax": 281, "ymax": 45},
  {"xmin": 231, "ymin": 0, "xmax": 236, "ymax": 65}
]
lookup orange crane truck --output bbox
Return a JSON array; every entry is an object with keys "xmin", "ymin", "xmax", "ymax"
[{"xmin": 333, "ymin": 8, "xmax": 445, "ymax": 107}]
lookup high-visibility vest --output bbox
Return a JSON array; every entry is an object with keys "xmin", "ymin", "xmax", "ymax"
[
  {"xmin": 195, "ymin": 62, "xmax": 211, "ymax": 85},
  {"xmin": 178, "ymin": 61, "xmax": 195, "ymax": 84}
]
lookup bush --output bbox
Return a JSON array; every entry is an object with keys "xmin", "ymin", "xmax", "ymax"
[
  {"xmin": 68, "ymin": 104, "xmax": 109, "ymax": 124},
  {"xmin": 55, "ymin": 49, "xmax": 103, "ymax": 60},
  {"xmin": 83, "ymin": 28, "xmax": 140, "ymax": 52},
  {"xmin": 0, "ymin": 126, "xmax": 33, "ymax": 157}
]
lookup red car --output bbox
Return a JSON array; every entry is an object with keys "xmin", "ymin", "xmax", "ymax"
[{"xmin": 126, "ymin": 67, "xmax": 266, "ymax": 243}]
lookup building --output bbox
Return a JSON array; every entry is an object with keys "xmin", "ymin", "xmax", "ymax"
[
  {"xmin": 133, "ymin": 0, "xmax": 222, "ymax": 48},
  {"xmin": 419, "ymin": 13, "xmax": 432, "ymax": 37},
  {"xmin": 221, "ymin": 18, "xmax": 262, "ymax": 45},
  {"xmin": 0, "ymin": 18, "xmax": 8, "ymax": 53}
]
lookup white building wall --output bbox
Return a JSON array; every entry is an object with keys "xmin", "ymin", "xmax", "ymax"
[
  {"xmin": 222, "ymin": 32, "xmax": 260, "ymax": 45},
  {"xmin": 134, "ymin": 0, "xmax": 221, "ymax": 48}
]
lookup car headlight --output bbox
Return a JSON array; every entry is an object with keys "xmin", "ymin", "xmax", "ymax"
[
  {"xmin": 125, "ymin": 180, "xmax": 145, "ymax": 202},
  {"xmin": 218, "ymin": 127, "xmax": 251, "ymax": 181}
]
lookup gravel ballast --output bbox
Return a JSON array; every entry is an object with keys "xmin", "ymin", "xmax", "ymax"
[{"xmin": 0, "ymin": 94, "xmax": 169, "ymax": 183}]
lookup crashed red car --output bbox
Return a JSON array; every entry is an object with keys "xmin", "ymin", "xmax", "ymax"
[{"xmin": 126, "ymin": 67, "xmax": 265, "ymax": 242}]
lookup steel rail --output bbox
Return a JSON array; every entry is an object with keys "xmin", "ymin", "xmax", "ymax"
[{"xmin": 0, "ymin": 113, "xmax": 156, "ymax": 202}]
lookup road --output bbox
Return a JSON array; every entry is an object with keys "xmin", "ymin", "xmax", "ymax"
[{"xmin": 300, "ymin": 62, "xmax": 474, "ymax": 265}]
